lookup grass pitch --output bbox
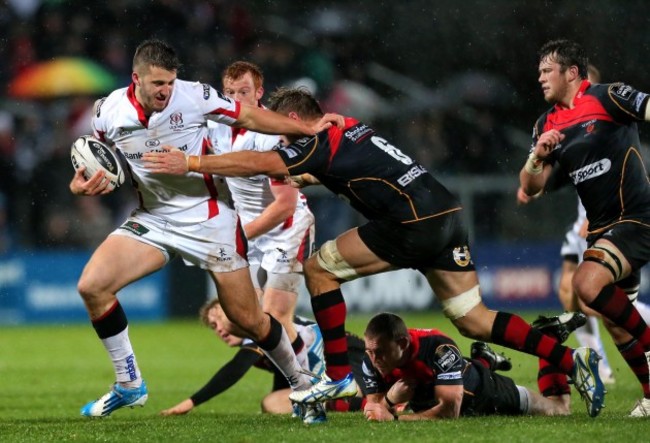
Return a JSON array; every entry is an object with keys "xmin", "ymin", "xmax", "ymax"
[{"xmin": 1, "ymin": 311, "xmax": 647, "ymax": 442}]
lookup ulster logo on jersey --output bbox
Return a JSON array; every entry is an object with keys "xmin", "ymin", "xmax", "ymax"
[{"xmin": 170, "ymin": 112, "xmax": 184, "ymax": 130}]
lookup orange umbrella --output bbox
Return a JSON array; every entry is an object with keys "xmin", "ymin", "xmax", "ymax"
[{"xmin": 8, "ymin": 57, "xmax": 118, "ymax": 99}]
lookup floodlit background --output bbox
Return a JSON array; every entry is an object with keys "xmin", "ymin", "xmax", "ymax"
[{"xmin": 1, "ymin": 0, "xmax": 650, "ymax": 322}]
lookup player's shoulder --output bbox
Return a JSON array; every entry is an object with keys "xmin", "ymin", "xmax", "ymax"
[
  {"xmin": 94, "ymin": 87, "xmax": 128, "ymax": 116},
  {"xmin": 176, "ymin": 79, "xmax": 234, "ymax": 104},
  {"xmin": 92, "ymin": 87, "xmax": 130, "ymax": 130}
]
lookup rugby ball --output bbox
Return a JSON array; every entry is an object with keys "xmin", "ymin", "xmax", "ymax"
[{"xmin": 70, "ymin": 135, "xmax": 125, "ymax": 191}]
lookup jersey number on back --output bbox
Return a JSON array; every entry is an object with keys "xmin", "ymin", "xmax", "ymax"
[{"xmin": 371, "ymin": 136, "xmax": 413, "ymax": 165}]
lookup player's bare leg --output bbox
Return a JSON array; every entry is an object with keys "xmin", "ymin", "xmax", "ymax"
[
  {"xmin": 291, "ymin": 228, "xmax": 392, "ymax": 404},
  {"xmin": 427, "ymin": 269, "xmax": 605, "ymax": 417},
  {"xmin": 78, "ymin": 235, "xmax": 165, "ymax": 417},
  {"xmin": 211, "ymin": 268, "xmax": 312, "ymax": 392}
]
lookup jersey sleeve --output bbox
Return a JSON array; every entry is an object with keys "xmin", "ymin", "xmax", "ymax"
[
  {"xmin": 360, "ymin": 355, "xmax": 390, "ymax": 395},
  {"xmin": 428, "ymin": 342, "xmax": 465, "ymax": 386},
  {"xmin": 197, "ymin": 82, "xmax": 241, "ymax": 126},
  {"xmin": 91, "ymin": 97, "xmax": 109, "ymax": 143},
  {"xmin": 273, "ymin": 134, "xmax": 329, "ymax": 175},
  {"xmin": 602, "ymin": 83, "xmax": 650, "ymax": 122}
]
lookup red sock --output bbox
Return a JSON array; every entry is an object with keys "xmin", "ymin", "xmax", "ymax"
[
  {"xmin": 588, "ymin": 284, "xmax": 650, "ymax": 348},
  {"xmin": 312, "ymin": 289, "xmax": 350, "ymax": 380},
  {"xmin": 491, "ymin": 312, "xmax": 574, "ymax": 374},
  {"xmin": 618, "ymin": 339, "xmax": 650, "ymax": 397},
  {"xmin": 537, "ymin": 359, "xmax": 570, "ymax": 397}
]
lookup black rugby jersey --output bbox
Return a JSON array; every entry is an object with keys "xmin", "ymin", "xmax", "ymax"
[
  {"xmin": 361, "ymin": 329, "xmax": 480, "ymax": 397},
  {"xmin": 533, "ymin": 80, "xmax": 650, "ymax": 232},
  {"xmin": 274, "ymin": 117, "xmax": 461, "ymax": 224}
]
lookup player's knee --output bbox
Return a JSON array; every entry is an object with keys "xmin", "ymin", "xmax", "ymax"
[
  {"xmin": 77, "ymin": 269, "xmax": 108, "ymax": 302},
  {"xmin": 312, "ymin": 240, "xmax": 358, "ymax": 281},
  {"xmin": 441, "ymin": 285, "xmax": 481, "ymax": 321},
  {"xmin": 303, "ymin": 253, "xmax": 338, "ymax": 293},
  {"xmin": 571, "ymin": 274, "xmax": 600, "ymax": 302}
]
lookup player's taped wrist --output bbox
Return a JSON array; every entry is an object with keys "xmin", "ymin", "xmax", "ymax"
[
  {"xmin": 187, "ymin": 155, "xmax": 201, "ymax": 172},
  {"xmin": 524, "ymin": 152, "xmax": 543, "ymax": 175}
]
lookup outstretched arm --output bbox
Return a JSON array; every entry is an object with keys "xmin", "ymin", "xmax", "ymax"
[
  {"xmin": 144, "ymin": 148, "xmax": 290, "ymax": 178},
  {"xmin": 233, "ymin": 105, "xmax": 343, "ymax": 136}
]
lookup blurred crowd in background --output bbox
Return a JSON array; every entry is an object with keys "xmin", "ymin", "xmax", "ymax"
[{"xmin": 1, "ymin": 0, "xmax": 649, "ymax": 254}]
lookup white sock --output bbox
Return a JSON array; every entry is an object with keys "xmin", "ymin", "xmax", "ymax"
[
  {"xmin": 261, "ymin": 323, "xmax": 312, "ymax": 391},
  {"xmin": 101, "ymin": 325, "xmax": 141, "ymax": 387}
]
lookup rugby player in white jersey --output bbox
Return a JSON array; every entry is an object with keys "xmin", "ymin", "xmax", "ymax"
[
  {"xmin": 69, "ymin": 39, "xmax": 336, "ymax": 423},
  {"xmin": 210, "ymin": 62, "xmax": 317, "ymax": 369}
]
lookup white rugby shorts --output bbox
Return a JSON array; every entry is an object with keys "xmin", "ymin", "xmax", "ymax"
[
  {"xmin": 110, "ymin": 207, "xmax": 248, "ymax": 273},
  {"xmin": 247, "ymin": 208, "xmax": 315, "ymax": 274},
  {"xmin": 560, "ymin": 226, "xmax": 587, "ymax": 262}
]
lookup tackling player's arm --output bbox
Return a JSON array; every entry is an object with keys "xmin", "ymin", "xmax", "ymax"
[
  {"xmin": 144, "ymin": 149, "xmax": 290, "ymax": 178},
  {"xmin": 244, "ymin": 180, "xmax": 298, "ymax": 240},
  {"xmin": 233, "ymin": 104, "xmax": 342, "ymax": 137}
]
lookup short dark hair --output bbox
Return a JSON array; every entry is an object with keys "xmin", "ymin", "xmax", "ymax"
[
  {"xmin": 267, "ymin": 87, "xmax": 324, "ymax": 120},
  {"xmin": 222, "ymin": 61, "xmax": 264, "ymax": 89},
  {"xmin": 364, "ymin": 312, "xmax": 409, "ymax": 342},
  {"xmin": 133, "ymin": 39, "xmax": 181, "ymax": 72},
  {"xmin": 538, "ymin": 39, "xmax": 588, "ymax": 79}
]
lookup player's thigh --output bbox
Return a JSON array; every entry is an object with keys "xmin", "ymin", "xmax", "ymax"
[
  {"xmin": 80, "ymin": 234, "xmax": 166, "ymax": 294},
  {"xmin": 332, "ymin": 228, "xmax": 393, "ymax": 275}
]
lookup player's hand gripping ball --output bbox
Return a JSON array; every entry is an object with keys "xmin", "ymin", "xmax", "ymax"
[{"xmin": 70, "ymin": 135, "xmax": 125, "ymax": 191}]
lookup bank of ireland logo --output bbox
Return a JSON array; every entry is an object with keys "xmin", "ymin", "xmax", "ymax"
[{"xmin": 453, "ymin": 246, "xmax": 472, "ymax": 267}]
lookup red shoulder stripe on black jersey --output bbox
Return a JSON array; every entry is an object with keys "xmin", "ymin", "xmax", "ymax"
[
  {"xmin": 327, "ymin": 117, "xmax": 359, "ymax": 163},
  {"xmin": 544, "ymin": 95, "xmax": 614, "ymax": 132}
]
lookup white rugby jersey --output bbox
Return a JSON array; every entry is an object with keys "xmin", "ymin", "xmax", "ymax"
[
  {"xmin": 209, "ymin": 119, "xmax": 312, "ymax": 228},
  {"xmin": 92, "ymin": 80, "xmax": 240, "ymax": 224}
]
